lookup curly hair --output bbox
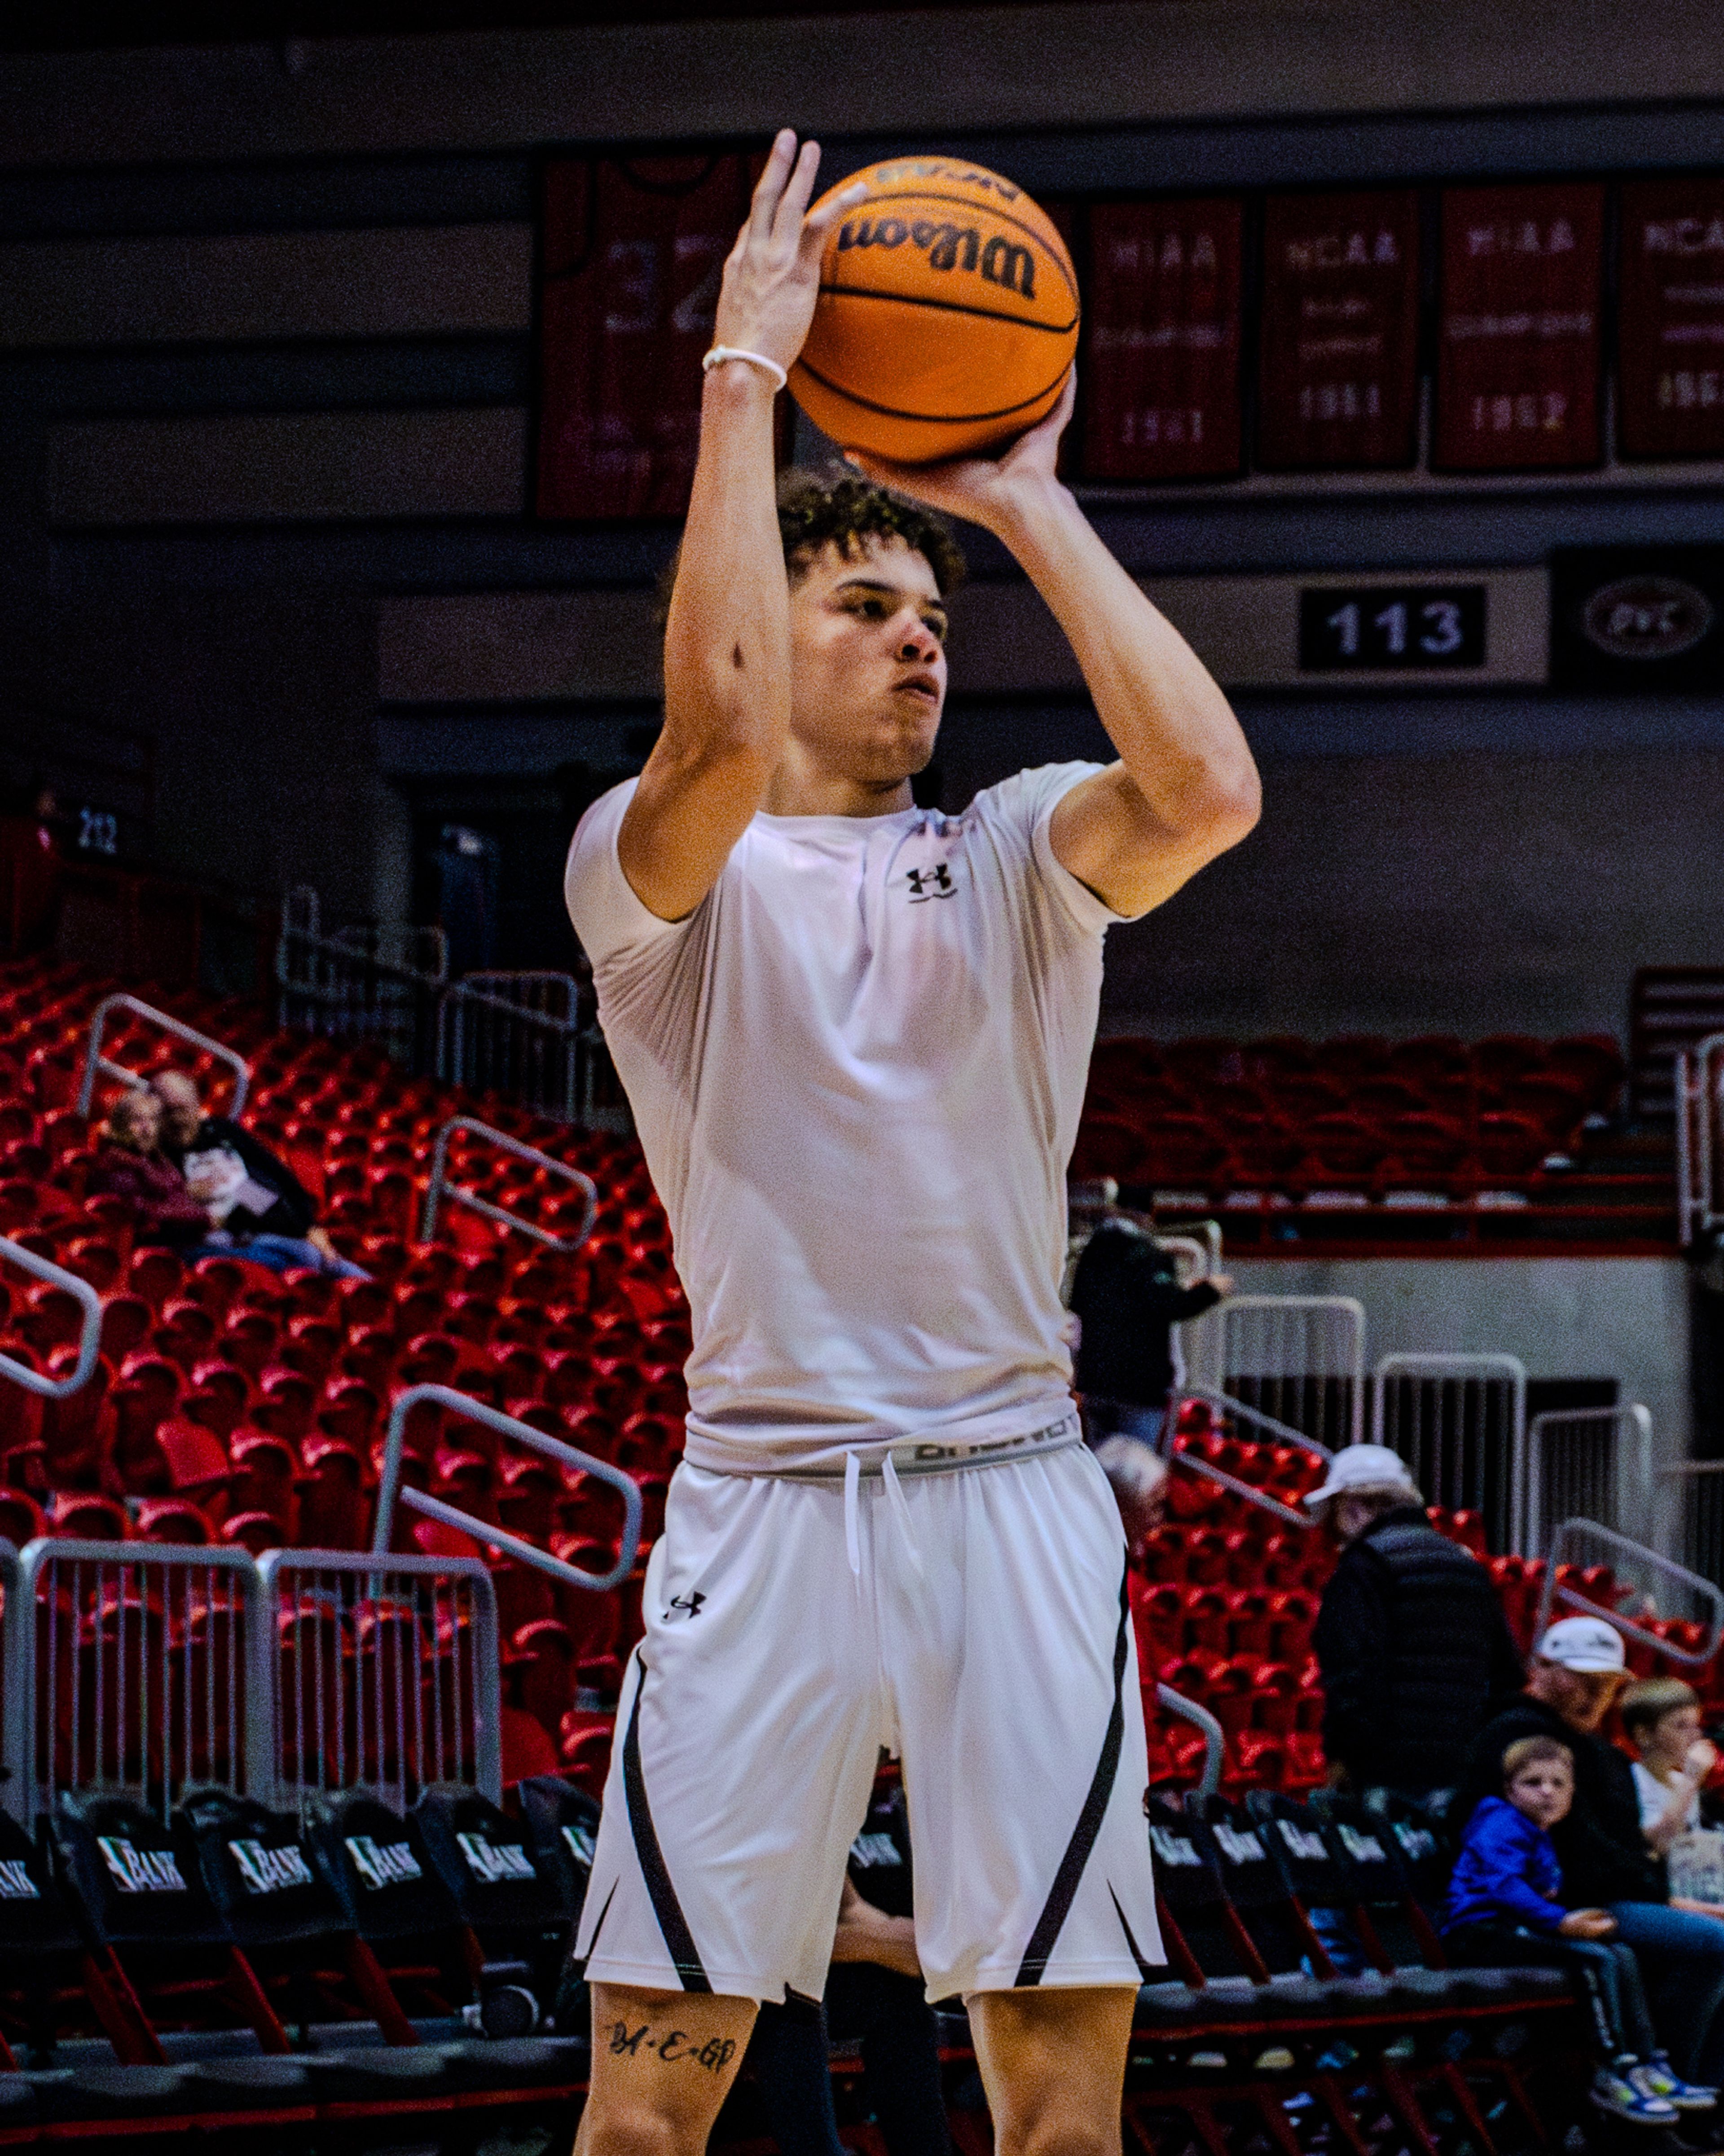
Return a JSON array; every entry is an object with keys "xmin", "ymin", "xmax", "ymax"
[
  {"xmin": 656, "ymin": 467, "xmax": 966, "ymax": 620},
  {"xmin": 774, "ymin": 468, "xmax": 966, "ymax": 595}
]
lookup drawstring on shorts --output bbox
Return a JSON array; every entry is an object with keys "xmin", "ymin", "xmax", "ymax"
[{"xmin": 841, "ymin": 1449, "xmax": 925, "ymax": 1582}]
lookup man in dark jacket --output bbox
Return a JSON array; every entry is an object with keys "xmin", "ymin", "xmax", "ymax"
[
  {"xmin": 1308, "ymin": 1442, "xmax": 1524, "ymax": 1796},
  {"xmin": 1466, "ymin": 1614, "xmax": 1724, "ymax": 2088},
  {"xmin": 150, "ymin": 1070, "xmax": 367, "ymax": 1279}
]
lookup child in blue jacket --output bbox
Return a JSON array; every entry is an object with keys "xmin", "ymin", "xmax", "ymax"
[{"xmin": 1445, "ymin": 1733, "xmax": 1715, "ymax": 2124}]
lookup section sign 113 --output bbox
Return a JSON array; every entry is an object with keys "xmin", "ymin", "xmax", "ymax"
[{"xmin": 1297, "ymin": 585, "xmax": 1487, "ymax": 671}]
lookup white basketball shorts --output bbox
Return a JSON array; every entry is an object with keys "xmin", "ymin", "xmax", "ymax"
[{"xmin": 570, "ymin": 1437, "xmax": 1162, "ymax": 2004}]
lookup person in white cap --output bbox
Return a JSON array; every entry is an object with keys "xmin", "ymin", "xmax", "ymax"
[
  {"xmin": 1466, "ymin": 1614, "xmax": 1724, "ymax": 2093},
  {"xmin": 1306, "ymin": 1444, "xmax": 1522, "ymax": 1795}
]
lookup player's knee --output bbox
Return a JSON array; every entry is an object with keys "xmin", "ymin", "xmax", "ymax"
[
  {"xmin": 998, "ymin": 2116, "xmax": 1119, "ymax": 2156},
  {"xmin": 578, "ymin": 2096, "xmax": 702, "ymax": 2156}
]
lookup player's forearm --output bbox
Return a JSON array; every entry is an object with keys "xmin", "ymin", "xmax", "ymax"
[
  {"xmin": 992, "ymin": 476, "xmax": 1258, "ymax": 838},
  {"xmin": 661, "ymin": 365, "xmax": 792, "ymax": 771}
]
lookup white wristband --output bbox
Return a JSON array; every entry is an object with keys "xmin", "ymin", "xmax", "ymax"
[{"xmin": 702, "ymin": 346, "xmax": 788, "ymax": 393}]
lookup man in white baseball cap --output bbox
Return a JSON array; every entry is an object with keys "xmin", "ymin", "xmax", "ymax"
[
  {"xmin": 1307, "ymin": 1444, "xmax": 1523, "ymax": 1795},
  {"xmin": 1467, "ymin": 1609, "xmax": 1724, "ymax": 2090}
]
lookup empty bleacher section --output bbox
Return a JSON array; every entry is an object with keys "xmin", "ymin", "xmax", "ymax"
[
  {"xmin": 1, "ymin": 948, "xmax": 1721, "ymax": 2146},
  {"xmin": 1075, "ymin": 1032, "xmax": 1675, "ymax": 1251}
]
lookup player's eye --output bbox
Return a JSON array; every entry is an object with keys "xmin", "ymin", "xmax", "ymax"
[{"xmin": 921, "ymin": 613, "xmax": 948, "ymax": 643}]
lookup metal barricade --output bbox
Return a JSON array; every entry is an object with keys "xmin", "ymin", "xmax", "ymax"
[
  {"xmin": 1371, "ymin": 1352, "xmax": 1527, "ymax": 1554},
  {"xmin": 1156, "ymin": 1683, "xmax": 1225, "ymax": 1802},
  {"xmin": 4, "ymin": 1539, "xmax": 271, "ymax": 1830},
  {"xmin": 1676, "ymin": 1032, "xmax": 1724, "ymax": 1247},
  {"xmin": 1184, "ymin": 1295, "xmax": 1365, "ymax": 1451},
  {"xmin": 1527, "ymin": 1403, "xmax": 1653, "ymax": 1554},
  {"xmin": 438, "ymin": 972, "xmax": 583, "ymax": 1124},
  {"xmin": 75, "ymin": 991, "xmax": 251, "ymax": 1120},
  {"xmin": 1175, "ymin": 1386, "xmax": 1331, "ymax": 1530},
  {"xmin": 1535, "ymin": 1519, "xmax": 1724, "ymax": 1671},
  {"xmin": 1661, "ymin": 1461, "xmax": 1724, "ymax": 1589},
  {"xmin": 257, "ymin": 1548, "xmax": 502, "ymax": 1811},
  {"xmin": 372, "ymin": 1384, "xmax": 642, "ymax": 1595},
  {"xmin": 0, "ymin": 1238, "xmax": 103, "ymax": 1401},
  {"xmin": 420, "ymin": 1115, "xmax": 598, "ymax": 1251},
  {"xmin": 275, "ymin": 885, "xmax": 447, "ymax": 1068}
]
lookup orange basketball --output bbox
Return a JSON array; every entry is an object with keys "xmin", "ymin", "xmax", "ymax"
[{"xmin": 790, "ymin": 158, "xmax": 1079, "ymax": 464}]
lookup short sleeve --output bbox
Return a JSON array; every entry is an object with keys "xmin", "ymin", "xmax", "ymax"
[
  {"xmin": 984, "ymin": 760, "xmax": 1132, "ymax": 935},
  {"xmin": 563, "ymin": 779, "xmax": 695, "ymax": 967}
]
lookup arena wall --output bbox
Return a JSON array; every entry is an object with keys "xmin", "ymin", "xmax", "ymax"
[{"xmin": 1223, "ymin": 1254, "xmax": 1693, "ymax": 1505}]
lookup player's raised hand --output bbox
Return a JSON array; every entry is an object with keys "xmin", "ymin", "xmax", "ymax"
[
  {"xmin": 712, "ymin": 132, "xmax": 865, "ymax": 376},
  {"xmin": 844, "ymin": 369, "xmax": 1078, "ymax": 534}
]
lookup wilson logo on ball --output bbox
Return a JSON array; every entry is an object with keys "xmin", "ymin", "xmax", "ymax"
[{"xmin": 836, "ymin": 219, "xmax": 1039, "ymax": 300}]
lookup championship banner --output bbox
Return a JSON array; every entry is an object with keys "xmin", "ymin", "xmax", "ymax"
[
  {"xmin": 1618, "ymin": 178, "xmax": 1724, "ymax": 460},
  {"xmin": 1081, "ymin": 198, "xmax": 1243, "ymax": 481},
  {"xmin": 1434, "ymin": 182, "xmax": 1604, "ymax": 472},
  {"xmin": 1257, "ymin": 190, "xmax": 1420, "ymax": 470},
  {"xmin": 538, "ymin": 155, "xmax": 769, "ymax": 520}
]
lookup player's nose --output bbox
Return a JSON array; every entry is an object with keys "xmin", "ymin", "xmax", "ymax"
[{"xmin": 897, "ymin": 619, "xmax": 941, "ymax": 663}]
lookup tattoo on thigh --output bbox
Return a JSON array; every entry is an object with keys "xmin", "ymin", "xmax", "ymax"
[{"xmin": 609, "ymin": 2023, "xmax": 736, "ymax": 2074}]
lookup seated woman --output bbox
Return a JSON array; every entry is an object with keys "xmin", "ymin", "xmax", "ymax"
[{"xmin": 88, "ymin": 1088, "xmax": 216, "ymax": 1251}]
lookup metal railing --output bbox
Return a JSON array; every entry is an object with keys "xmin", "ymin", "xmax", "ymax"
[
  {"xmin": 1156, "ymin": 1683, "xmax": 1225, "ymax": 1802},
  {"xmin": 258, "ymin": 1548, "xmax": 502, "ymax": 1811},
  {"xmin": 1676, "ymin": 1032, "xmax": 1724, "ymax": 1247},
  {"xmin": 275, "ymin": 885, "xmax": 447, "ymax": 1068},
  {"xmin": 1535, "ymin": 1518, "xmax": 1724, "ymax": 1671},
  {"xmin": 1661, "ymin": 1460, "xmax": 1724, "ymax": 1590},
  {"xmin": 1527, "ymin": 1403, "xmax": 1653, "ymax": 1554},
  {"xmin": 0, "ymin": 1238, "xmax": 103, "ymax": 1401},
  {"xmin": 1371, "ymin": 1351, "xmax": 1528, "ymax": 1554},
  {"xmin": 372, "ymin": 1384, "xmax": 642, "ymax": 1595},
  {"xmin": 1185, "ymin": 1295, "xmax": 1366, "ymax": 1451},
  {"xmin": 436, "ymin": 971, "xmax": 626, "ymax": 1129},
  {"xmin": 420, "ymin": 1115, "xmax": 598, "ymax": 1250},
  {"xmin": 4, "ymin": 1538, "xmax": 271, "ymax": 1830},
  {"xmin": 76, "ymin": 991, "xmax": 252, "ymax": 1119},
  {"xmin": 1174, "ymin": 1387, "xmax": 1332, "ymax": 1530}
]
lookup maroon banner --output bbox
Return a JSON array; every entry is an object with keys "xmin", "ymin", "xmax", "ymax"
[
  {"xmin": 1618, "ymin": 178, "xmax": 1724, "ymax": 460},
  {"xmin": 1434, "ymin": 183, "xmax": 1604, "ymax": 472},
  {"xmin": 1081, "ymin": 199, "xmax": 1242, "ymax": 481},
  {"xmin": 1257, "ymin": 190, "xmax": 1421, "ymax": 470},
  {"xmin": 537, "ymin": 155, "xmax": 757, "ymax": 520}
]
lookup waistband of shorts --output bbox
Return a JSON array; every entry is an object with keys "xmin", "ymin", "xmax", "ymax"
[{"xmin": 682, "ymin": 1411, "xmax": 1085, "ymax": 1483}]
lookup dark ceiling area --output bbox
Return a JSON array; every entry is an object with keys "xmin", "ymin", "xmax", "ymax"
[{"xmin": 2, "ymin": 0, "xmax": 1111, "ymax": 54}]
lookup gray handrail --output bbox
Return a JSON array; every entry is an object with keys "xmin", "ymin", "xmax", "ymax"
[
  {"xmin": 1170, "ymin": 1385, "xmax": 1333, "ymax": 1530},
  {"xmin": 0, "ymin": 1237, "xmax": 104, "ymax": 1400},
  {"xmin": 1534, "ymin": 1517, "xmax": 1724, "ymax": 1670},
  {"xmin": 419, "ymin": 1114, "xmax": 598, "ymax": 1250},
  {"xmin": 372, "ymin": 1382, "xmax": 642, "ymax": 1592},
  {"xmin": 1156, "ymin": 1683, "xmax": 1225, "ymax": 1801},
  {"xmin": 76, "ymin": 992, "xmax": 251, "ymax": 1120}
]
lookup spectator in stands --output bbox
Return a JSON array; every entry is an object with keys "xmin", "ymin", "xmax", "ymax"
[
  {"xmin": 1069, "ymin": 1219, "xmax": 1227, "ymax": 1543},
  {"xmin": 1622, "ymin": 1679, "xmax": 1721, "ymax": 1860},
  {"xmin": 746, "ymin": 1783, "xmax": 950, "ymax": 2156},
  {"xmin": 1306, "ymin": 1442, "xmax": 1522, "ymax": 1794},
  {"xmin": 1467, "ymin": 1615, "xmax": 1724, "ymax": 2088},
  {"xmin": 150, "ymin": 1070, "xmax": 368, "ymax": 1279},
  {"xmin": 1443, "ymin": 1733, "xmax": 1706, "ymax": 2123},
  {"xmin": 88, "ymin": 1088, "xmax": 214, "ymax": 1250}
]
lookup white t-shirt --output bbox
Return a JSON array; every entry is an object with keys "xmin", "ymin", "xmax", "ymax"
[
  {"xmin": 1635, "ymin": 1758, "xmax": 1701, "ymax": 1834},
  {"xmin": 564, "ymin": 763, "xmax": 1124, "ymax": 1475}
]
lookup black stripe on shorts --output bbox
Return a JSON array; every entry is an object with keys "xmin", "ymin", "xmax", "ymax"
[
  {"xmin": 621, "ymin": 1650, "xmax": 712, "ymax": 1993},
  {"xmin": 1014, "ymin": 1566, "xmax": 1130, "ymax": 1986}
]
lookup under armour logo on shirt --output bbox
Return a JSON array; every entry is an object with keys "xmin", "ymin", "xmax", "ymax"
[{"xmin": 905, "ymin": 863, "xmax": 955, "ymax": 902}]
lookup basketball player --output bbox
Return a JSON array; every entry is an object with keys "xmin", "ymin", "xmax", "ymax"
[{"xmin": 563, "ymin": 132, "xmax": 1259, "ymax": 2156}]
